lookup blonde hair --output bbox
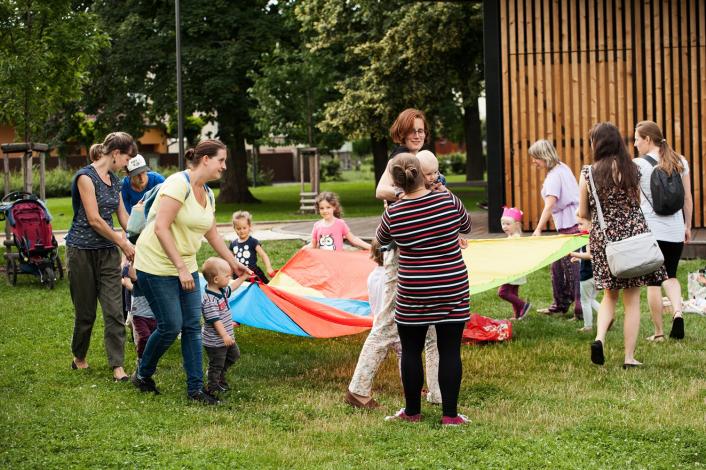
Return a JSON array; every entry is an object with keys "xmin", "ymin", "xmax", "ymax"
[
  {"xmin": 528, "ymin": 139, "xmax": 561, "ymax": 170},
  {"xmin": 315, "ymin": 192, "xmax": 342, "ymax": 218},
  {"xmin": 416, "ymin": 150, "xmax": 438, "ymax": 172},
  {"xmin": 635, "ymin": 120, "xmax": 684, "ymax": 175},
  {"xmin": 202, "ymin": 257, "xmax": 228, "ymax": 284},
  {"xmin": 232, "ymin": 210, "xmax": 252, "ymax": 225},
  {"xmin": 500, "ymin": 216, "xmax": 522, "ymax": 236}
]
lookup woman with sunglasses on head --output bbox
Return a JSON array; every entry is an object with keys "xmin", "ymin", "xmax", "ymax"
[{"xmin": 67, "ymin": 132, "xmax": 137, "ymax": 381}]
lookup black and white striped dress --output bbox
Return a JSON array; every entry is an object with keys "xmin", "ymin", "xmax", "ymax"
[{"xmin": 376, "ymin": 191, "xmax": 472, "ymax": 326}]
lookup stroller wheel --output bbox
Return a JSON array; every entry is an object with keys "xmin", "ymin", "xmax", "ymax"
[
  {"xmin": 43, "ymin": 266, "xmax": 55, "ymax": 289},
  {"xmin": 6, "ymin": 258, "xmax": 17, "ymax": 286}
]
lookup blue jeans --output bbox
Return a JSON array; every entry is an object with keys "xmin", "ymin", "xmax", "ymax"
[{"xmin": 136, "ymin": 270, "xmax": 203, "ymax": 394}]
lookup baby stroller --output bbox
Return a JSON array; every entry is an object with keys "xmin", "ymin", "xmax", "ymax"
[{"xmin": 0, "ymin": 191, "xmax": 62, "ymax": 288}]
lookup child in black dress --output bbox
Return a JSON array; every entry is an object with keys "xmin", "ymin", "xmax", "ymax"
[{"xmin": 229, "ymin": 211, "xmax": 275, "ymax": 283}]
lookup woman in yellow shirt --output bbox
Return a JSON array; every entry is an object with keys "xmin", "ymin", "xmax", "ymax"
[{"xmin": 131, "ymin": 139, "xmax": 250, "ymax": 404}]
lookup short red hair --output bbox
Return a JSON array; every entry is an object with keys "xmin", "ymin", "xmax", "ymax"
[{"xmin": 389, "ymin": 108, "xmax": 429, "ymax": 145}]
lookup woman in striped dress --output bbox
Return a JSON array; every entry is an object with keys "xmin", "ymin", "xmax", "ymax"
[{"xmin": 376, "ymin": 153, "xmax": 472, "ymax": 425}]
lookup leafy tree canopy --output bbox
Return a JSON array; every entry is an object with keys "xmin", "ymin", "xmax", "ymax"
[
  {"xmin": 86, "ymin": 0, "xmax": 279, "ymax": 202},
  {"xmin": 0, "ymin": 0, "xmax": 108, "ymax": 142}
]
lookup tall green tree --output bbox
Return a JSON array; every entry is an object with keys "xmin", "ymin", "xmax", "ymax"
[
  {"xmin": 88, "ymin": 0, "xmax": 278, "ymax": 203},
  {"xmin": 0, "ymin": 0, "xmax": 108, "ymax": 142},
  {"xmin": 249, "ymin": 2, "xmax": 343, "ymax": 152},
  {"xmin": 296, "ymin": 0, "xmax": 485, "ymax": 183},
  {"xmin": 393, "ymin": 2, "xmax": 485, "ymax": 180}
]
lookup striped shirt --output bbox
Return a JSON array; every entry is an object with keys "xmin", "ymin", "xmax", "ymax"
[
  {"xmin": 376, "ymin": 191, "xmax": 472, "ymax": 326},
  {"xmin": 201, "ymin": 286, "xmax": 234, "ymax": 347}
]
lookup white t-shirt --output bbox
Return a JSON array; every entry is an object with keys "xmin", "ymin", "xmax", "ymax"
[
  {"xmin": 633, "ymin": 152, "xmax": 689, "ymax": 243},
  {"xmin": 367, "ymin": 266, "xmax": 386, "ymax": 325}
]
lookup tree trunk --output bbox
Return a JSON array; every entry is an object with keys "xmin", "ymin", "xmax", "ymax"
[
  {"xmin": 58, "ymin": 149, "xmax": 68, "ymax": 170},
  {"xmin": 464, "ymin": 101, "xmax": 484, "ymax": 181},
  {"xmin": 217, "ymin": 121, "xmax": 259, "ymax": 204},
  {"xmin": 371, "ymin": 134, "xmax": 388, "ymax": 184}
]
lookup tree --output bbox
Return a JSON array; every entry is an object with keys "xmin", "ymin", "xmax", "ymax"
[
  {"xmin": 88, "ymin": 0, "xmax": 278, "ymax": 203},
  {"xmin": 42, "ymin": 105, "xmax": 98, "ymax": 167},
  {"xmin": 0, "ymin": 0, "xmax": 108, "ymax": 142},
  {"xmin": 249, "ymin": 2, "xmax": 343, "ymax": 152},
  {"xmin": 296, "ymin": 1, "xmax": 485, "ymax": 183}
]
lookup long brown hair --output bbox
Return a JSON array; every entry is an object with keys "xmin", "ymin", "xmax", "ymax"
[
  {"xmin": 589, "ymin": 122, "xmax": 640, "ymax": 201},
  {"xmin": 635, "ymin": 120, "xmax": 684, "ymax": 175}
]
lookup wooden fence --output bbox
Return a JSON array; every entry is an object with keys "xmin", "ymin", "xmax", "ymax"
[{"xmin": 498, "ymin": 0, "xmax": 705, "ymax": 230}]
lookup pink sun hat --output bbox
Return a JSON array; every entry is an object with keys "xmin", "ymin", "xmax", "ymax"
[{"xmin": 501, "ymin": 206, "xmax": 523, "ymax": 222}]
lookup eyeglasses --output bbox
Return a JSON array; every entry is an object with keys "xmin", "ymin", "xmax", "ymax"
[{"xmin": 409, "ymin": 128, "xmax": 426, "ymax": 136}]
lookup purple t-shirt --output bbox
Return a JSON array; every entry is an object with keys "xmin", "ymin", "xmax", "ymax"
[
  {"xmin": 312, "ymin": 218, "xmax": 350, "ymax": 250},
  {"xmin": 541, "ymin": 162, "xmax": 579, "ymax": 230}
]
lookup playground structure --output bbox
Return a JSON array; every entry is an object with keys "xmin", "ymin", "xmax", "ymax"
[{"xmin": 297, "ymin": 147, "xmax": 320, "ymax": 213}]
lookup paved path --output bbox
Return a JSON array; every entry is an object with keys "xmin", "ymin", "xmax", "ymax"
[
  {"xmin": 6, "ymin": 211, "xmax": 500, "ymax": 247},
  {"xmin": 5, "ymin": 211, "xmax": 704, "ymax": 258},
  {"xmin": 276, "ymin": 211, "xmax": 505, "ymax": 241}
]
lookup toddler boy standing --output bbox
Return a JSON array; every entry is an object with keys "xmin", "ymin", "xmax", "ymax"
[{"xmin": 201, "ymin": 257, "xmax": 249, "ymax": 395}]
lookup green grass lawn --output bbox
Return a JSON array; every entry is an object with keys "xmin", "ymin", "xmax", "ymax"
[
  {"xmin": 1, "ymin": 241, "xmax": 705, "ymax": 468},
  {"xmin": 43, "ymin": 175, "xmax": 486, "ymax": 231}
]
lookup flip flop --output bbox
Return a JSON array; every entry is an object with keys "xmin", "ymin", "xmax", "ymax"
[
  {"xmin": 669, "ymin": 316, "xmax": 685, "ymax": 340},
  {"xmin": 590, "ymin": 340, "xmax": 605, "ymax": 365},
  {"xmin": 645, "ymin": 334, "xmax": 665, "ymax": 342}
]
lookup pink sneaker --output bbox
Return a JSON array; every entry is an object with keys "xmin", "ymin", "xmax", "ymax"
[
  {"xmin": 384, "ymin": 408, "xmax": 422, "ymax": 422},
  {"xmin": 441, "ymin": 414, "xmax": 470, "ymax": 426}
]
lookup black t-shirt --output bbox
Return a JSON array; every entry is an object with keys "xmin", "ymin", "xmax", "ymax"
[
  {"xmin": 389, "ymin": 145, "xmax": 411, "ymax": 159},
  {"xmin": 578, "ymin": 246, "xmax": 593, "ymax": 281},
  {"xmin": 229, "ymin": 236, "xmax": 261, "ymax": 268}
]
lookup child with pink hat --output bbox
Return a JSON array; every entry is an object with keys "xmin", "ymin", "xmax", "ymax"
[{"xmin": 498, "ymin": 207, "xmax": 531, "ymax": 320}]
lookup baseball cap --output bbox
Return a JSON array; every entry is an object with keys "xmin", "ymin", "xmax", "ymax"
[{"xmin": 127, "ymin": 154, "xmax": 150, "ymax": 177}]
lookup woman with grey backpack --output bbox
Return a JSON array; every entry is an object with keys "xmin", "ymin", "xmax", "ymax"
[{"xmin": 633, "ymin": 120, "xmax": 693, "ymax": 342}]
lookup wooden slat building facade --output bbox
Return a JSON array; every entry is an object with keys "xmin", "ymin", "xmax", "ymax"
[{"xmin": 484, "ymin": 0, "xmax": 706, "ymax": 232}]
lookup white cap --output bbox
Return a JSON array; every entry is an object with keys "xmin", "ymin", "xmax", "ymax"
[{"xmin": 127, "ymin": 154, "xmax": 149, "ymax": 177}]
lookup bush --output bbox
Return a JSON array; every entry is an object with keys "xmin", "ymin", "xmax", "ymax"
[
  {"xmin": 438, "ymin": 152, "xmax": 466, "ymax": 175},
  {"xmin": 352, "ymin": 138, "xmax": 371, "ymax": 157},
  {"xmin": 6, "ymin": 166, "xmax": 74, "ymax": 198},
  {"xmin": 246, "ymin": 164, "xmax": 274, "ymax": 186},
  {"xmin": 320, "ymin": 156, "xmax": 343, "ymax": 182}
]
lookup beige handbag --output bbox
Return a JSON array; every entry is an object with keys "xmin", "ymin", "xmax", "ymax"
[{"xmin": 587, "ymin": 166, "xmax": 664, "ymax": 279}]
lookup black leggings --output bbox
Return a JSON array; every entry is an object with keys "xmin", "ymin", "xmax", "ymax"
[{"xmin": 397, "ymin": 322, "xmax": 465, "ymax": 417}]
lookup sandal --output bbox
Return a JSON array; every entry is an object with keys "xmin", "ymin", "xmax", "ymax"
[
  {"xmin": 645, "ymin": 334, "xmax": 665, "ymax": 342},
  {"xmin": 590, "ymin": 340, "xmax": 605, "ymax": 365},
  {"xmin": 669, "ymin": 316, "xmax": 685, "ymax": 340}
]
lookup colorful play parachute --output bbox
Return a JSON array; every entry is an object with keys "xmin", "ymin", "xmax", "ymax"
[{"xmin": 223, "ymin": 234, "xmax": 588, "ymax": 338}]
